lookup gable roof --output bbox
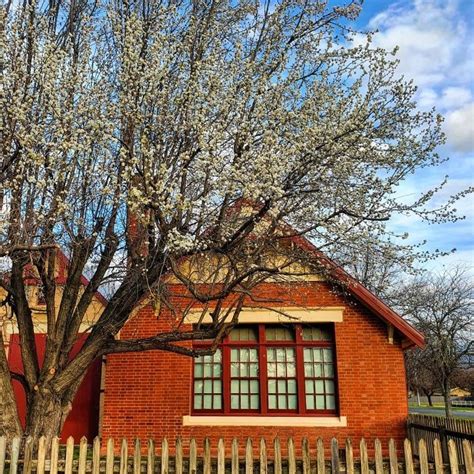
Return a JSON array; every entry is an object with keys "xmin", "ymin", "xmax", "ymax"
[{"xmin": 291, "ymin": 234, "xmax": 425, "ymax": 348}]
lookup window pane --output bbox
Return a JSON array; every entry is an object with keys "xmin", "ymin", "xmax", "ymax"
[
  {"xmin": 265, "ymin": 326, "xmax": 294, "ymax": 341},
  {"xmin": 315, "ymin": 380, "xmax": 324, "ymax": 393},
  {"xmin": 241, "ymin": 396, "xmax": 249, "ymax": 409},
  {"xmin": 288, "ymin": 379, "xmax": 297, "ymax": 394},
  {"xmin": 229, "ymin": 326, "xmax": 258, "ymax": 341},
  {"xmin": 305, "ymin": 380, "xmax": 314, "ymax": 394},
  {"xmin": 325, "ymin": 380, "xmax": 335, "ymax": 394},
  {"xmin": 325, "ymin": 364, "xmax": 334, "ymax": 377},
  {"xmin": 288, "ymin": 395, "xmax": 297, "ymax": 409},
  {"xmin": 231, "ymin": 395, "xmax": 239, "ymax": 409},
  {"xmin": 250, "ymin": 395, "xmax": 259, "ymax": 409},
  {"xmin": 194, "ymin": 395, "xmax": 202, "ymax": 409},
  {"xmin": 327, "ymin": 395, "xmax": 336, "ymax": 410},
  {"xmin": 306, "ymin": 396, "xmax": 315, "ymax": 410},
  {"xmin": 250, "ymin": 380, "xmax": 259, "ymax": 393},
  {"xmin": 268, "ymin": 395, "xmax": 277, "ymax": 409},
  {"xmin": 249, "ymin": 363, "xmax": 258, "ymax": 377},
  {"xmin": 323, "ymin": 348, "xmax": 333, "ymax": 362},
  {"xmin": 268, "ymin": 380, "xmax": 276, "ymax": 394},
  {"xmin": 316, "ymin": 395, "xmax": 325, "ymax": 409},
  {"xmin": 231, "ymin": 364, "xmax": 239, "ymax": 377},
  {"xmin": 231, "ymin": 380, "xmax": 239, "ymax": 393},
  {"xmin": 194, "ymin": 349, "xmax": 222, "ymax": 410},
  {"xmin": 302, "ymin": 326, "xmax": 332, "ymax": 341}
]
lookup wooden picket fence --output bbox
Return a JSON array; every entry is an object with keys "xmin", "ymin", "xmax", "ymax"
[
  {"xmin": 0, "ymin": 435, "xmax": 473, "ymax": 474},
  {"xmin": 408, "ymin": 413, "xmax": 474, "ymax": 466}
]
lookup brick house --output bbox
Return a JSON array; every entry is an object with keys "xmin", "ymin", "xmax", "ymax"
[{"xmin": 100, "ymin": 239, "xmax": 423, "ymax": 448}]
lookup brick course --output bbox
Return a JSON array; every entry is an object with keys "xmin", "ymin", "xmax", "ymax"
[{"xmin": 101, "ymin": 281, "xmax": 408, "ymax": 453}]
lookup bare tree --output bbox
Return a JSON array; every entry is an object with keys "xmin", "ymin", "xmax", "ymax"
[
  {"xmin": 395, "ymin": 267, "xmax": 474, "ymax": 417},
  {"xmin": 0, "ymin": 0, "xmax": 469, "ymax": 438}
]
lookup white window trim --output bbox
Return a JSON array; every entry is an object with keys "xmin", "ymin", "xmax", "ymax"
[{"xmin": 183, "ymin": 415, "xmax": 347, "ymax": 427}]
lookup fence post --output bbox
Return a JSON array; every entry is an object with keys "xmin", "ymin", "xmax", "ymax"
[
  {"xmin": 174, "ymin": 438, "xmax": 182, "ymax": 474},
  {"xmin": 106, "ymin": 438, "xmax": 114, "ymax": 474},
  {"xmin": 119, "ymin": 439, "xmax": 128, "ymax": 474},
  {"xmin": 345, "ymin": 438, "xmax": 354, "ymax": 474},
  {"xmin": 22, "ymin": 436, "xmax": 34, "ymax": 474},
  {"xmin": 36, "ymin": 436, "xmax": 47, "ymax": 474},
  {"xmin": 433, "ymin": 439, "xmax": 443, "ymax": 474},
  {"xmin": 78, "ymin": 437, "xmax": 88, "ymax": 474},
  {"xmin": 189, "ymin": 438, "xmax": 197, "ymax": 474},
  {"xmin": 274, "ymin": 438, "xmax": 282, "ymax": 474},
  {"xmin": 10, "ymin": 437, "xmax": 20, "ymax": 474},
  {"xmin": 302, "ymin": 438, "xmax": 310, "ymax": 474},
  {"xmin": 231, "ymin": 438, "xmax": 238, "ymax": 474},
  {"xmin": 203, "ymin": 438, "xmax": 211, "ymax": 474},
  {"xmin": 161, "ymin": 438, "xmax": 169, "ymax": 474},
  {"xmin": 134, "ymin": 439, "xmax": 141, "ymax": 474},
  {"xmin": 388, "ymin": 439, "xmax": 398, "ymax": 474},
  {"xmin": 330, "ymin": 438, "xmax": 339, "ymax": 474},
  {"xmin": 0, "ymin": 436, "xmax": 5, "ymax": 474},
  {"xmin": 462, "ymin": 439, "xmax": 473, "ymax": 474},
  {"xmin": 217, "ymin": 439, "xmax": 225, "ymax": 474},
  {"xmin": 403, "ymin": 439, "xmax": 414, "ymax": 474},
  {"xmin": 447, "ymin": 439, "xmax": 459, "ymax": 474},
  {"xmin": 418, "ymin": 439, "xmax": 428, "ymax": 474},
  {"xmin": 245, "ymin": 438, "xmax": 253, "ymax": 474},
  {"xmin": 374, "ymin": 438, "xmax": 383, "ymax": 474},
  {"xmin": 65, "ymin": 436, "xmax": 74, "ymax": 474},
  {"xmin": 360, "ymin": 439, "xmax": 369, "ymax": 474},
  {"xmin": 288, "ymin": 438, "xmax": 296, "ymax": 474},
  {"xmin": 317, "ymin": 438, "xmax": 324, "ymax": 474},
  {"xmin": 147, "ymin": 439, "xmax": 155, "ymax": 474},
  {"xmin": 259, "ymin": 438, "xmax": 267, "ymax": 474},
  {"xmin": 91, "ymin": 437, "xmax": 100, "ymax": 474}
]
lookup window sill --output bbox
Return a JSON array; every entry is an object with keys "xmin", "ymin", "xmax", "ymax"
[{"xmin": 182, "ymin": 415, "xmax": 347, "ymax": 427}]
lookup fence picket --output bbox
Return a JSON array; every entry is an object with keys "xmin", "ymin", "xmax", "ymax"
[
  {"xmin": 203, "ymin": 438, "xmax": 210, "ymax": 474},
  {"xmin": 331, "ymin": 438, "xmax": 339, "ymax": 474},
  {"xmin": 302, "ymin": 438, "xmax": 311, "ymax": 474},
  {"xmin": 388, "ymin": 439, "xmax": 398, "ymax": 474},
  {"xmin": 22, "ymin": 436, "xmax": 33, "ymax": 474},
  {"xmin": 175, "ymin": 439, "xmax": 182, "ymax": 474},
  {"xmin": 0, "ymin": 436, "xmax": 5, "ymax": 474},
  {"xmin": 374, "ymin": 438, "xmax": 383, "ymax": 474},
  {"xmin": 433, "ymin": 439, "xmax": 443, "ymax": 474},
  {"xmin": 448, "ymin": 439, "xmax": 459, "ymax": 474},
  {"xmin": 274, "ymin": 438, "xmax": 282, "ymax": 474},
  {"xmin": 231, "ymin": 438, "xmax": 238, "ymax": 474},
  {"xmin": 360, "ymin": 439, "xmax": 369, "ymax": 474},
  {"xmin": 259, "ymin": 438, "xmax": 267, "ymax": 474},
  {"xmin": 418, "ymin": 439, "xmax": 428, "ymax": 474},
  {"xmin": 106, "ymin": 438, "xmax": 115, "ymax": 474},
  {"xmin": 134, "ymin": 439, "xmax": 141, "ymax": 474},
  {"xmin": 65, "ymin": 436, "xmax": 74, "ymax": 474},
  {"xmin": 120, "ymin": 439, "xmax": 128, "ymax": 474},
  {"xmin": 217, "ymin": 439, "xmax": 225, "ymax": 474},
  {"xmin": 288, "ymin": 438, "xmax": 296, "ymax": 474},
  {"xmin": 92, "ymin": 437, "xmax": 100, "ymax": 474},
  {"xmin": 462, "ymin": 439, "xmax": 473, "ymax": 474},
  {"xmin": 78, "ymin": 437, "xmax": 88, "ymax": 474},
  {"xmin": 161, "ymin": 438, "xmax": 169, "ymax": 474},
  {"xmin": 147, "ymin": 439, "xmax": 155, "ymax": 474},
  {"xmin": 345, "ymin": 439, "xmax": 354, "ymax": 474},
  {"xmin": 403, "ymin": 439, "xmax": 414, "ymax": 474},
  {"xmin": 245, "ymin": 438, "xmax": 253, "ymax": 474},
  {"xmin": 50, "ymin": 437, "xmax": 60, "ymax": 474},
  {"xmin": 36, "ymin": 436, "xmax": 47, "ymax": 474},
  {"xmin": 317, "ymin": 438, "xmax": 325, "ymax": 474},
  {"xmin": 10, "ymin": 437, "xmax": 20, "ymax": 474},
  {"xmin": 189, "ymin": 438, "xmax": 197, "ymax": 474}
]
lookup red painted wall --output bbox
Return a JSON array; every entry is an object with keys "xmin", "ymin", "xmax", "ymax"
[
  {"xmin": 8, "ymin": 333, "xmax": 101, "ymax": 441},
  {"xmin": 101, "ymin": 281, "xmax": 409, "ymax": 454}
]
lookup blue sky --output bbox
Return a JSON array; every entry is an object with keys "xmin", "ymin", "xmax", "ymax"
[{"xmin": 354, "ymin": 0, "xmax": 474, "ymax": 271}]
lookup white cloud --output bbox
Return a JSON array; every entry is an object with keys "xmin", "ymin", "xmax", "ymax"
[
  {"xmin": 366, "ymin": 0, "xmax": 469, "ymax": 88},
  {"xmin": 444, "ymin": 102, "xmax": 474, "ymax": 152}
]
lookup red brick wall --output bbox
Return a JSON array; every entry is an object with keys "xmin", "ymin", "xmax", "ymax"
[{"xmin": 101, "ymin": 281, "xmax": 408, "ymax": 453}]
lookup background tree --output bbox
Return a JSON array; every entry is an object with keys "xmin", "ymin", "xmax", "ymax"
[
  {"xmin": 395, "ymin": 267, "xmax": 474, "ymax": 417},
  {"xmin": 0, "ymin": 0, "xmax": 468, "ymax": 438}
]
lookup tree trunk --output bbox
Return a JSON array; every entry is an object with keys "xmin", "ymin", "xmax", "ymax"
[
  {"xmin": 23, "ymin": 387, "xmax": 71, "ymax": 440},
  {"xmin": 0, "ymin": 334, "xmax": 22, "ymax": 438},
  {"xmin": 442, "ymin": 380, "xmax": 452, "ymax": 418},
  {"xmin": 426, "ymin": 392, "xmax": 433, "ymax": 407}
]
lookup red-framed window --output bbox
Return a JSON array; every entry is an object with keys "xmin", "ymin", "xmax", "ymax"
[{"xmin": 192, "ymin": 323, "xmax": 338, "ymax": 416}]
